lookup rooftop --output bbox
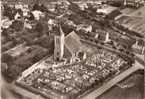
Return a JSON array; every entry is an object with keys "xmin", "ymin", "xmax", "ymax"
[
  {"xmin": 116, "ymin": 15, "xmax": 145, "ymax": 37},
  {"xmin": 65, "ymin": 31, "xmax": 82, "ymax": 54},
  {"xmin": 97, "ymin": 5, "xmax": 118, "ymax": 15}
]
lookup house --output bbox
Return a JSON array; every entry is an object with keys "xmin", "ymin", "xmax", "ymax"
[
  {"xmin": 2, "ymin": 18, "xmax": 13, "ymax": 29},
  {"xmin": 32, "ymin": 10, "xmax": 45, "ymax": 20}
]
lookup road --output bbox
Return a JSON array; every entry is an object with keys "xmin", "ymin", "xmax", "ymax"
[{"xmin": 96, "ymin": 73, "xmax": 144, "ymax": 99}]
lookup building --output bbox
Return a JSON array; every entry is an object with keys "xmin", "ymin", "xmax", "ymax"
[
  {"xmin": 76, "ymin": 24, "xmax": 92, "ymax": 33},
  {"xmin": 96, "ymin": 5, "xmax": 121, "ymax": 19},
  {"xmin": 2, "ymin": 18, "xmax": 13, "ymax": 29},
  {"xmin": 107, "ymin": 0, "xmax": 144, "ymax": 8},
  {"xmin": 132, "ymin": 40, "xmax": 145, "ymax": 54},
  {"xmin": 115, "ymin": 15, "xmax": 145, "ymax": 38},
  {"xmin": 97, "ymin": 5, "xmax": 118, "ymax": 15},
  {"xmin": 54, "ymin": 25, "xmax": 65, "ymax": 61},
  {"xmin": 124, "ymin": 0, "xmax": 144, "ymax": 8},
  {"xmin": 106, "ymin": 0, "xmax": 124, "ymax": 7},
  {"xmin": 53, "ymin": 26, "xmax": 84, "ymax": 64},
  {"xmin": 65, "ymin": 31, "xmax": 82, "ymax": 55},
  {"xmin": 64, "ymin": 31, "xmax": 84, "ymax": 63}
]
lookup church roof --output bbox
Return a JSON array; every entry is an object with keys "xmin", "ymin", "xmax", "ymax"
[{"xmin": 65, "ymin": 31, "xmax": 82, "ymax": 55}]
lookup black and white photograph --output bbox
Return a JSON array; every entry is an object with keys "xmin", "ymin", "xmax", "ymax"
[{"xmin": 1, "ymin": 0, "xmax": 145, "ymax": 99}]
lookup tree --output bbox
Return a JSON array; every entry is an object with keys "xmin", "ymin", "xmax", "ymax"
[
  {"xmin": 34, "ymin": 22, "xmax": 44, "ymax": 33},
  {"xmin": 10, "ymin": 20, "xmax": 24, "ymax": 31},
  {"xmin": 3, "ymin": 4, "xmax": 14, "ymax": 20}
]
